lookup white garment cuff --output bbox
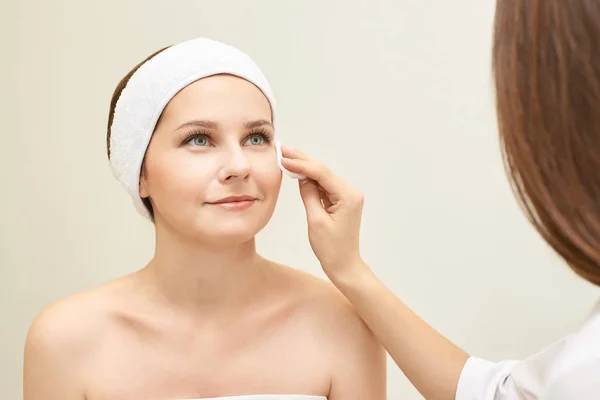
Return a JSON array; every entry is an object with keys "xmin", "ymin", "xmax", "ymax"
[{"xmin": 455, "ymin": 356, "xmax": 519, "ymax": 400}]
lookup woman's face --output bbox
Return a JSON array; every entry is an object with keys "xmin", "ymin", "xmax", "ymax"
[{"xmin": 140, "ymin": 74, "xmax": 282, "ymax": 244}]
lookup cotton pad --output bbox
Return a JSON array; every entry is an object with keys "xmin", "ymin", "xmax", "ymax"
[{"xmin": 276, "ymin": 140, "xmax": 306, "ymax": 180}]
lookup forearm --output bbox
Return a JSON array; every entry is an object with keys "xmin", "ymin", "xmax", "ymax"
[{"xmin": 329, "ymin": 262, "xmax": 470, "ymax": 400}]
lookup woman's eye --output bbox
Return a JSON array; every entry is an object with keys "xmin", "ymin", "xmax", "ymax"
[
  {"xmin": 246, "ymin": 134, "xmax": 265, "ymax": 146},
  {"xmin": 190, "ymin": 135, "xmax": 208, "ymax": 146}
]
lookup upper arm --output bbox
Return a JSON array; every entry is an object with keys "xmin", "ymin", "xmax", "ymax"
[
  {"xmin": 23, "ymin": 304, "xmax": 89, "ymax": 400},
  {"xmin": 328, "ymin": 299, "xmax": 387, "ymax": 400}
]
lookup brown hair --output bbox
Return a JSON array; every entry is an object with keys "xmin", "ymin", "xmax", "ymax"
[
  {"xmin": 493, "ymin": 0, "xmax": 600, "ymax": 286},
  {"xmin": 106, "ymin": 45, "xmax": 171, "ymax": 219}
]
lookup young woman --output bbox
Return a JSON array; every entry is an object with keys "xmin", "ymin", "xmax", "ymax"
[
  {"xmin": 22, "ymin": 37, "xmax": 386, "ymax": 400},
  {"xmin": 280, "ymin": 1, "xmax": 600, "ymax": 399}
]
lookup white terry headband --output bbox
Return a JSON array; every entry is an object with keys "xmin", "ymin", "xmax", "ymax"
[{"xmin": 109, "ymin": 37, "xmax": 304, "ymax": 220}]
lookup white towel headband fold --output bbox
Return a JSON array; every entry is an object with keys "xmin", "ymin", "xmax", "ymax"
[{"xmin": 109, "ymin": 37, "xmax": 303, "ymax": 220}]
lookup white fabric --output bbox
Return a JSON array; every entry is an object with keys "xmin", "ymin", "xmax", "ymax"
[
  {"xmin": 109, "ymin": 37, "xmax": 303, "ymax": 220},
  {"xmin": 177, "ymin": 396, "xmax": 326, "ymax": 400},
  {"xmin": 455, "ymin": 299, "xmax": 600, "ymax": 400}
]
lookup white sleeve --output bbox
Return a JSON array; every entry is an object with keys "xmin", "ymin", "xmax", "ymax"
[
  {"xmin": 455, "ymin": 306, "xmax": 600, "ymax": 399},
  {"xmin": 455, "ymin": 356, "xmax": 523, "ymax": 400},
  {"xmin": 456, "ymin": 356, "xmax": 600, "ymax": 400},
  {"xmin": 543, "ymin": 358, "xmax": 600, "ymax": 400}
]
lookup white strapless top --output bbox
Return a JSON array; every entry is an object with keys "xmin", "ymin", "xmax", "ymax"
[{"xmin": 180, "ymin": 396, "xmax": 327, "ymax": 400}]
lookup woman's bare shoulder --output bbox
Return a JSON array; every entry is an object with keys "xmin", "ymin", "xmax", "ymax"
[
  {"xmin": 274, "ymin": 264, "xmax": 373, "ymax": 334},
  {"xmin": 274, "ymin": 264, "xmax": 386, "ymax": 396},
  {"xmin": 23, "ymin": 278, "xmax": 137, "ymax": 399},
  {"xmin": 24, "ymin": 277, "xmax": 131, "ymax": 360}
]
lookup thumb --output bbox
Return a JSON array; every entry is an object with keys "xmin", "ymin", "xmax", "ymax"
[{"xmin": 298, "ymin": 179, "xmax": 328, "ymax": 222}]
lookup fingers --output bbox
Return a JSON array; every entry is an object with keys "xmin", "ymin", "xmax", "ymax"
[
  {"xmin": 280, "ymin": 157, "xmax": 344, "ymax": 196},
  {"xmin": 280, "ymin": 144, "xmax": 364, "ymax": 210},
  {"xmin": 280, "ymin": 145, "xmax": 309, "ymax": 161},
  {"xmin": 320, "ymin": 187, "xmax": 334, "ymax": 210},
  {"xmin": 298, "ymin": 178, "xmax": 328, "ymax": 222}
]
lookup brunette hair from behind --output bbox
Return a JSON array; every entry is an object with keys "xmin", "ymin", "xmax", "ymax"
[
  {"xmin": 106, "ymin": 45, "xmax": 171, "ymax": 220},
  {"xmin": 493, "ymin": 0, "xmax": 600, "ymax": 286}
]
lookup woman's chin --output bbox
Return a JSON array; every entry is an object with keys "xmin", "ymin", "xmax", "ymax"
[
  {"xmin": 193, "ymin": 224, "xmax": 264, "ymax": 247},
  {"xmin": 158, "ymin": 210, "xmax": 270, "ymax": 247}
]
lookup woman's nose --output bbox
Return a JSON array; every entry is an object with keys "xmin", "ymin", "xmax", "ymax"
[{"xmin": 218, "ymin": 147, "xmax": 251, "ymax": 181}]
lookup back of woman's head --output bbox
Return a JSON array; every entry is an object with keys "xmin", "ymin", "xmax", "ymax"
[
  {"xmin": 106, "ymin": 46, "xmax": 171, "ymax": 219},
  {"xmin": 493, "ymin": 0, "xmax": 600, "ymax": 286}
]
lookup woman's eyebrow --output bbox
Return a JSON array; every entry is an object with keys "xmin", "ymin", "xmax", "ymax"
[
  {"xmin": 175, "ymin": 119, "xmax": 272, "ymax": 131},
  {"xmin": 176, "ymin": 120, "xmax": 221, "ymax": 131},
  {"xmin": 244, "ymin": 120, "xmax": 273, "ymax": 129}
]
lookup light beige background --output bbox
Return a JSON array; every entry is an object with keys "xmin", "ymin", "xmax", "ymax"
[{"xmin": 2, "ymin": 1, "xmax": 599, "ymax": 399}]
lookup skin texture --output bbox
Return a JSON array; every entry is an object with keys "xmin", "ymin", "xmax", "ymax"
[
  {"xmin": 280, "ymin": 147, "xmax": 469, "ymax": 400},
  {"xmin": 23, "ymin": 75, "xmax": 386, "ymax": 400}
]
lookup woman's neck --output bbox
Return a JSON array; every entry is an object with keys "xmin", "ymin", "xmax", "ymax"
[{"xmin": 137, "ymin": 226, "xmax": 271, "ymax": 316}]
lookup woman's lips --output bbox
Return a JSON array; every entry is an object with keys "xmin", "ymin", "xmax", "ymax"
[
  {"xmin": 209, "ymin": 199, "xmax": 256, "ymax": 210},
  {"xmin": 206, "ymin": 195, "xmax": 257, "ymax": 211}
]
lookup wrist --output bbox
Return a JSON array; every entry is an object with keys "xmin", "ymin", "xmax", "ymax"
[{"xmin": 325, "ymin": 257, "xmax": 374, "ymax": 290}]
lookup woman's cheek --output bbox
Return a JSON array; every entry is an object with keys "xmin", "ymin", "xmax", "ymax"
[
  {"xmin": 154, "ymin": 155, "xmax": 210, "ymax": 192},
  {"xmin": 252, "ymin": 155, "xmax": 282, "ymax": 181}
]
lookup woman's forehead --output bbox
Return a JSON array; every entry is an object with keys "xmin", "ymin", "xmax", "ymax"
[{"xmin": 161, "ymin": 75, "xmax": 272, "ymax": 122}]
